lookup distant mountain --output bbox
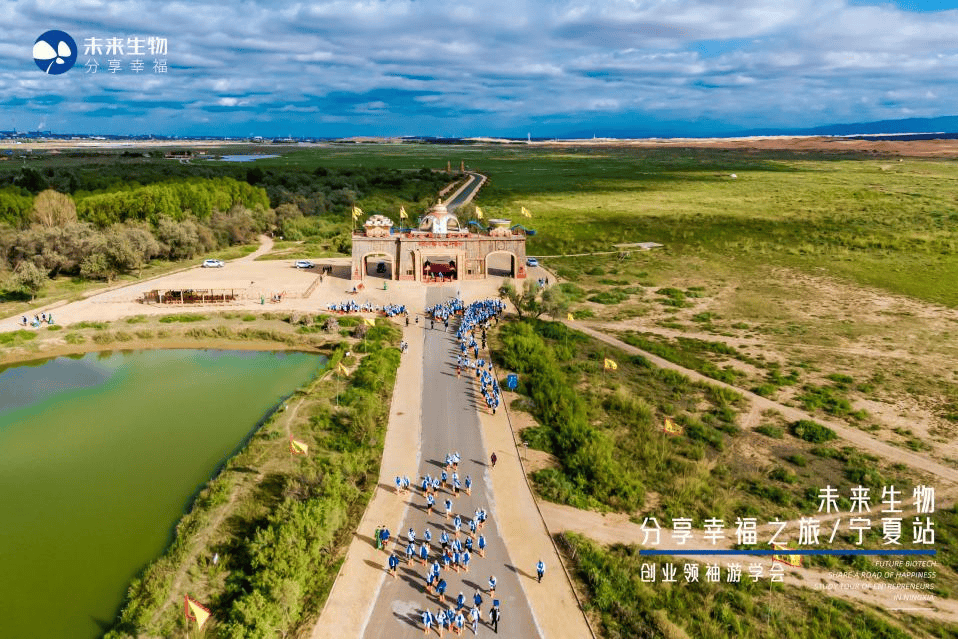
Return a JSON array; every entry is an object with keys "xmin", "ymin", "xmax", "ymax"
[
  {"xmin": 556, "ymin": 115, "xmax": 958, "ymax": 140},
  {"xmin": 730, "ymin": 115, "xmax": 958, "ymax": 138}
]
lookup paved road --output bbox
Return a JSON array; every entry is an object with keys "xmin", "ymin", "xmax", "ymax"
[
  {"xmin": 445, "ymin": 173, "xmax": 485, "ymax": 212},
  {"xmin": 362, "ymin": 286, "xmax": 541, "ymax": 638}
]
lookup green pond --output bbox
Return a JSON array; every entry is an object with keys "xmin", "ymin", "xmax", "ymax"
[{"xmin": 0, "ymin": 349, "xmax": 326, "ymax": 638}]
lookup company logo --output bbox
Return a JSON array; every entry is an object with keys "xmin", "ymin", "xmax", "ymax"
[{"xmin": 33, "ymin": 30, "xmax": 77, "ymax": 74}]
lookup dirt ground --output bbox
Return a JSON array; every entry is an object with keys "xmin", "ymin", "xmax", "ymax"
[
  {"xmin": 579, "ymin": 262, "xmax": 958, "ymax": 470},
  {"xmin": 536, "ymin": 136, "xmax": 958, "ymax": 158}
]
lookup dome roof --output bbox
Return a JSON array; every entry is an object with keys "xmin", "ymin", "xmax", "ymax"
[{"xmin": 419, "ymin": 202, "xmax": 461, "ymax": 234}]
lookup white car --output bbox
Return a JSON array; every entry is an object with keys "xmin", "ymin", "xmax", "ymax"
[
  {"xmin": 294, "ymin": 260, "xmax": 315, "ymax": 269},
  {"xmin": 202, "ymin": 259, "xmax": 224, "ymax": 268},
  {"xmin": 526, "ymin": 257, "xmax": 539, "ymax": 267}
]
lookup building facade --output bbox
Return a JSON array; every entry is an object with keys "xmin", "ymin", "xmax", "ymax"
[{"xmin": 350, "ymin": 203, "xmax": 528, "ymax": 282}]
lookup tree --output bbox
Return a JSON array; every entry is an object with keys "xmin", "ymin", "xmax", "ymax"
[
  {"xmin": 156, "ymin": 216, "xmax": 203, "ymax": 260},
  {"xmin": 123, "ymin": 223, "xmax": 161, "ymax": 276},
  {"xmin": 11, "ymin": 260, "xmax": 44, "ymax": 299},
  {"xmin": 0, "ymin": 188, "xmax": 34, "ymax": 227},
  {"xmin": 80, "ymin": 253, "xmax": 111, "ymax": 281},
  {"xmin": 31, "ymin": 190, "xmax": 77, "ymax": 227},
  {"xmin": 541, "ymin": 285, "xmax": 571, "ymax": 320},
  {"xmin": 498, "ymin": 278, "xmax": 543, "ymax": 319}
]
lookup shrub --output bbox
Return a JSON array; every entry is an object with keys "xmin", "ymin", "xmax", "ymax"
[
  {"xmin": 790, "ymin": 419, "xmax": 837, "ymax": 443},
  {"xmin": 768, "ymin": 467, "xmax": 797, "ymax": 484},
  {"xmin": 784, "ymin": 454, "xmax": 808, "ymax": 467},
  {"xmin": 754, "ymin": 424, "xmax": 783, "ymax": 438}
]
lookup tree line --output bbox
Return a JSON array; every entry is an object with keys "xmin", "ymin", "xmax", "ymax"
[{"xmin": 0, "ymin": 160, "xmax": 451, "ymax": 300}]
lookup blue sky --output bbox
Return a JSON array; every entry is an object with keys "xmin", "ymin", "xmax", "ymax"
[{"xmin": 3, "ymin": 0, "xmax": 958, "ymax": 137}]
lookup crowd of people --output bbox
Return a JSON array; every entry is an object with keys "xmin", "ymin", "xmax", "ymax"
[
  {"xmin": 20, "ymin": 312, "xmax": 54, "ymax": 328},
  {"xmin": 382, "ymin": 303, "xmax": 408, "ymax": 317},
  {"xmin": 455, "ymin": 299, "xmax": 506, "ymax": 415},
  {"xmin": 325, "ymin": 300, "xmax": 408, "ymax": 316},
  {"xmin": 380, "ymin": 449, "xmax": 504, "ymax": 636},
  {"xmin": 375, "ymin": 295, "xmax": 543, "ymax": 636}
]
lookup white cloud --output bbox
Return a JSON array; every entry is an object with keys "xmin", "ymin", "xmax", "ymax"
[{"xmin": 3, "ymin": 0, "xmax": 958, "ymax": 135}]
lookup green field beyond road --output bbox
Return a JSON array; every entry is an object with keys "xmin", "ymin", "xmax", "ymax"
[
  {"xmin": 0, "ymin": 349, "xmax": 324, "ymax": 639},
  {"xmin": 253, "ymin": 145, "xmax": 958, "ymax": 307}
]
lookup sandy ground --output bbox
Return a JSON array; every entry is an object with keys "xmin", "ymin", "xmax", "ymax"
[
  {"xmin": 1, "ymin": 238, "xmax": 555, "ymax": 337},
  {"xmin": 531, "ymin": 136, "xmax": 958, "ymax": 158},
  {"xmin": 7, "ymin": 137, "xmax": 958, "ymax": 158}
]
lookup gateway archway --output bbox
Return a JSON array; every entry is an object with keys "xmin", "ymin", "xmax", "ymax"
[
  {"xmin": 362, "ymin": 252, "xmax": 394, "ymax": 279},
  {"xmin": 422, "ymin": 255, "xmax": 458, "ymax": 283},
  {"xmin": 350, "ymin": 205, "xmax": 528, "ymax": 282},
  {"xmin": 485, "ymin": 251, "xmax": 517, "ymax": 278}
]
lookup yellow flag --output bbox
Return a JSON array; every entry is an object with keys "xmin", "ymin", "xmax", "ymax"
[
  {"xmin": 290, "ymin": 438, "xmax": 309, "ymax": 456},
  {"xmin": 603, "ymin": 358, "xmax": 617, "ymax": 371},
  {"xmin": 567, "ymin": 313, "xmax": 574, "ymax": 321},
  {"xmin": 475, "ymin": 206, "xmax": 484, "ymax": 220},
  {"xmin": 352, "ymin": 206, "xmax": 364, "ymax": 220},
  {"xmin": 772, "ymin": 544, "xmax": 803, "ymax": 567},
  {"xmin": 337, "ymin": 362, "xmax": 349, "ymax": 375},
  {"xmin": 521, "ymin": 206, "xmax": 532, "ymax": 218},
  {"xmin": 663, "ymin": 417, "xmax": 684, "ymax": 436},
  {"xmin": 363, "ymin": 318, "xmax": 376, "ymax": 327},
  {"xmin": 399, "ymin": 206, "xmax": 408, "ymax": 220},
  {"xmin": 184, "ymin": 596, "xmax": 211, "ymax": 629}
]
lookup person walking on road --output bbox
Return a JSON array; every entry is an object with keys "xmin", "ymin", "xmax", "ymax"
[
  {"xmin": 487, "ymin": 575, "xmax": 496, "ymax": 597},
  {"xmin": 436, "ymin": 609, "xmax": 447, "ymax": 636},
  {"xmin": 490, "ymin": 452, "xmax": 497, "ymax": 468},
  {"xmin": 537, "ymin": 559, "xmax": 545, "ymax": 583},
  {"xmin": 469, "ymin": 606, "xmax": 480, "ymax": 634},
  {"xmin": 421, "ymin": 609, "xmax": 434, "ymax": 635},
  {"xmin": 489, "ymin": 605, "xmax": 500, "ymax": 634},
  {"xmin": 387, "ymin": 553, "xmax": 399, "ymax": 578},
  {"xmin": 379, "ymin": 526, "xmax": 390, "ymax": 551}
]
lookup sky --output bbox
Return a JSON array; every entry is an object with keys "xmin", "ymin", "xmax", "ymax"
[{"xmin": 4, "ymin": 0, "xmax": 958, "ymax": 138}]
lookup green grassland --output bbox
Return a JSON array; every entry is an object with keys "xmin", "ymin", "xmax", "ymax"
[
  {"xmin": 7, "ymin": 143, "xmax": 957, "ymax": 306},
  {"xmin": 561, "ymin": 530, "xmax": 957, "ymax": 639},
  {"xmin": 249, "ymin": 144, "xmax": 958, "ymax": 307}
]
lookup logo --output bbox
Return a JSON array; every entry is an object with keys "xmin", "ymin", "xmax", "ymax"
[{"xmin": 34, "ymin": 30, "xmax": 77, "ymax": 74}]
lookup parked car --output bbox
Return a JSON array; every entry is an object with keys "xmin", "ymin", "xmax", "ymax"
[
  {"xmin": 202, "ymin": 259, "xmax": 224, "ymax": 268},
  {"xmin": 526, "ymin": 257, "xmax": 539, "ymax": 267},
  {"xmin": 295, "ymin": 260, "xmax": 315, "ymax": 269}
]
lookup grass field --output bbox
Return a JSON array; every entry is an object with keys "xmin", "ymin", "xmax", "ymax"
[
  {"xmin": 243, "ymin": 144, "xmax": 958, "ymax": 307},
  {"xmin": 9, "ymin": 144, "xmax": 957, "ymax": 306},
  {"xmin": 560, "ymin": 531, "xmax": 956, "ymax": 639}
]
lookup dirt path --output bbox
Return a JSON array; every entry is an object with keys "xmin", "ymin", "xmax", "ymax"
[
  {"xmin": 567, "ymin": 321, "xmax": 958, "ymax": 487},
  {"xmin": 590, "ymin": 321, "xmax": 923, "ymax": 363},
  {"xmin": 238, "ymin": 234, "xmax": 274, "ymax": 261}
]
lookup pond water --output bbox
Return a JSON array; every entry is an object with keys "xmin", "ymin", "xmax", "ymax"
[{"xmin": 0, "ymin": 349, "xmax": 325, "ymax": 638}]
